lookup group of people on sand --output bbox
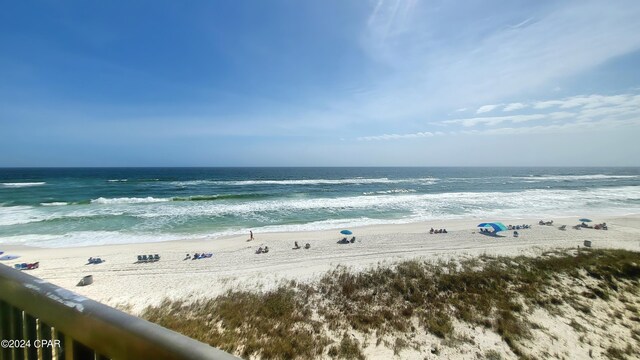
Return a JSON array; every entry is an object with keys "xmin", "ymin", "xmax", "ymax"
[
  {"xmin": 184, "ymin": 253, "xmax": 212, "ymax": 260},
  {"xmin": 538, "ymin": 220, "xmax": 554, "ymax": 226},
  {"xmin": 593, "ymin": 222, "xmax": 608, "ymax": 230},
  {"xmin": 580, "ymin": 222, "xmax": 608, "ymax": 230},
  {"xmin": 87, "ymin": 257, "xmax": 105, "ymax": 264},
  {"xmin": 507, "ymin": 224, "xmax": 530, "ymax": 230},
  {"xmin": 256, "ymin": 242, "xmax": 313, "ymax": 254},
  {"xmin": 256, "ymin": 246, "xmax": 269, "ymax": 254},
  {"xmin": 249, "ymin": 231, "xmax": 313, "ymax": 254},
  {"xmin": 429, "ymin": 228, "xmax": 447, "ymax": 234},
  {"xmin": 293, "ymin": 241, "xmax": 311, "ymax": 249}
]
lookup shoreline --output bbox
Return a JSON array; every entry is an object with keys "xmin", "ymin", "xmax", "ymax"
[
  {"xmin": 3, "ymin": 212, "xmax": 640, "ymax": 251},
  {"xmin": 2, "ymin": 213, "xmax": 640, "ymax": 314}
]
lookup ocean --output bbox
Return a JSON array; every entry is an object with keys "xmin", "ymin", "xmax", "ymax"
[{"xmin": 1, "ymin": 167, "xmax": 639, "ymax": 248}]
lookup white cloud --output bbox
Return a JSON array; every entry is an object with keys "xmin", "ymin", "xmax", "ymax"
[
  {"xmin": 351, "ymin": 0, "xmax": 640, "ymax": 122},
  {"xmin": 358, "ymin": 91, "xmax": 640, "ymax": 140},
  {"xmin": 358, "ymin": 131, "xmax": 435, "ymax": 141},
  {"xmin": 532, "ymin": 93, "xmax": 640, "ymax": 111},
  {"xmin": 466, "ymin": 114, "xmax": 640, "ymax": 136},
  {"xmin": 443, "ymin": 114, "xmax": 546, "ymax": 127},
  {"xmin": 503, "ymin": 103, "xmax": 527, "ymax": 112},
  {"xmin": 533, "ymin": 100, "xmax": 563, "ymax": 109},
  {"xmin": 476, "ymin": 104, "xmax": 500, "ymax": 114}
]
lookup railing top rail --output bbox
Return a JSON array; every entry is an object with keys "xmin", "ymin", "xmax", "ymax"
[{"xmin": 0, "ymin": 264, "xmax": 239, "ymax": 360}]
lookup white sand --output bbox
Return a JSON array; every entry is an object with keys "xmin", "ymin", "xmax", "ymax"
[
  {"xmin": 3, "ymin": 214, "xmax": 639, "ymax": 314},
  {"xmin": 3, "ymin": 214, "xmax": 640, "ymax": 359}
]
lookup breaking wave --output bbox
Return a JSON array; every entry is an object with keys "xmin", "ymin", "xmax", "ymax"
[{"xmin": 1, "ymin": 182, "xmax": 46, "ymax": 188}]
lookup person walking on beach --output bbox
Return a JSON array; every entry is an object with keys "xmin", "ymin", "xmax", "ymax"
[{"xmin": 250, "ymin": 230, "xmax": 254, "ymax": 241}]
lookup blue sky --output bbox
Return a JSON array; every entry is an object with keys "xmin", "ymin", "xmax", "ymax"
[{"xmin": 1, "ymin": 0, "xmax": 640, "ymax": 166}]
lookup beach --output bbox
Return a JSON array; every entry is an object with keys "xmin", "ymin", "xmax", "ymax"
[{"xmin": 4, "ymin": 214, "xmax": 640, "ymax": 314}]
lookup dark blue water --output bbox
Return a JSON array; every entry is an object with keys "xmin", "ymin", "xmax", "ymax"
[{"xmin": 1, "ymin": 167, "xmax": 639, "ymax": 247}]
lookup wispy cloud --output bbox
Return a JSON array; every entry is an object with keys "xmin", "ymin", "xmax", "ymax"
[
  {"xmin": 357, "ymin": 92, "xmax": 640, "ymax": 140},
  {"xmin": 443, "ymin": 114, "xmax": 545, "ymax": 127},
  {"xmin": 503, "ymin": 103, "xmax": 527, "ymax": 112},
  {"xmin": 350, "ymin": 0, "xmax": 640, "ymax": 122},
  {"xmin": 533, "ymin": 94, "xmax": 640, "ymax": 110},
  {"xmin": 476, "ymin": 104, "xmax": 500, "ymax": 114},
  {"xmin": 357, "ymin": 131, "xmax": 436, "ymax": 141}
]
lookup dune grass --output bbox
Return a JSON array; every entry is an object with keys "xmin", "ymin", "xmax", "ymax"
[{"xmin": 142, "ymin": 249, "xmax": 640, "ymax": 359}]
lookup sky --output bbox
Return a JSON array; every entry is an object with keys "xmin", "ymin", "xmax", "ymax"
[{"xmin": 1, "ymin": 0, "xmax": 640, "ymax": 167}]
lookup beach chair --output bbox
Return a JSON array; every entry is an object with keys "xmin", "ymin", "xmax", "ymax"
[
  {"xmin": 558, "ymin": 225, "xmax": 566, "ymax": 231},
  {"xmin": 141, "ymin": 255, "xmax": 148, "ymax": 262},
  {"xmin": 304, "ymin": 243, "xmax": 311, "ymax": 249},
  {"xmin": 350, "ymin": 237, "xmax": 356, "ymax": 243},
  {"xmin": 154, "ymin": 254, "xmax": 160, "ymax": 261},
  {"xmin": 77, "ymin": 275, "xmax": 93, "ymax": 287},
  {"xmin": 263, "ymin": 246, "xmax": 269, "ymax": 253},
  {"xmin": 256, "ymin": 247, "xmax": 263, "ymax": 254}
]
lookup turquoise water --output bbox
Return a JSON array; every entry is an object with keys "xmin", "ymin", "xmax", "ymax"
[{"xmin": 1, "ymin": 167, "xmax": 639, "ymax": 247}]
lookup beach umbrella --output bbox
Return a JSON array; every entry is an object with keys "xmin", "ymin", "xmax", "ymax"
[
  {"xmin": 579, "ymin": 218, "xmax": 592, "ymax": 223},
  {"xmin": 477, "ymin": 222, "xmax": 508, "ymax": 233},
  {"xmin": 340, "ymin": 230, "xmax": 353, "ymax": 235}
]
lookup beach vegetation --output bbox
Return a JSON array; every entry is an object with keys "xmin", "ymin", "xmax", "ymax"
[
  {"xmin": 485, "ymin": 349, "xmax": 503, "ymax": 360},
  {"xmin": 142, "ymin": 249, "xmax": 640, "ymax": 359},
  {"xmin": 605, "ymin": 344, "xmax": 635, "ymax": 360}
]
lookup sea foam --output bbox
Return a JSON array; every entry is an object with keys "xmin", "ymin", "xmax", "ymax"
[
  {"xmin": 170, "ymin": 178, "xmax": 438, "ymax": 186},
  {"xmin": 1, "ymin": 182, "xmax": 46, "ymax": 188},
  {"xmin": 40, "ymin": 202, "xmax": 69, "ymax": 206},
  {"xmin": 512, "ymin": 174, "xmax": 638, "ymax": 181},
  {"xmin": 91, "ymin": 197, "xmax": 171, "ymax": 204}
]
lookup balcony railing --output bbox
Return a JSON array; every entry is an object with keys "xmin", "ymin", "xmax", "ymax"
[{"xmin": 0, "ymin": 264, "xmax": 239, "ymax": 360}]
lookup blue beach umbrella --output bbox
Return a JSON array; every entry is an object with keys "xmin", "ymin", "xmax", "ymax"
[
  {"xmin": 340, "ymin": 230, "xmax": 353, "ymax": 235},
  {"xmin": 477, "ymin": 222, "xmax": 508, "ymax": 232},
  {"xmin": 579, "ymin": 218, "xmax": 592, "ymax": 223}
]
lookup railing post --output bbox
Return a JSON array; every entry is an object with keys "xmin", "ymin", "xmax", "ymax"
[
  {"xmin": 63, "ymin": 335, "xmax": 73, "ymax": 360},
  {"xmin": 22, "ymin": 311, "xmax": 28, "ymax": 360},
  {"xmin": 8, "ymin": 305, "xmax": 16, "ymax": 360},
  {"xmin": 36, "ymin": 319, "xmax": 43, "ymax": 360},
  {"xmin": 50, "ymin": 328, "xmax": 59, "ymax": 360}
]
